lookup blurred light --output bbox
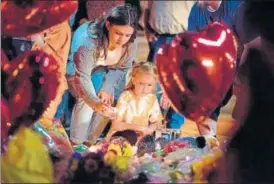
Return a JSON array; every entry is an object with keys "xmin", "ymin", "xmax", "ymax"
[
  {"xmin": 18, "ymin": 63, "xmax": 24, "ymax": 69},
  {"xmin": 198, "ymin": 31, "xmax": 226, "ymax": 47},
  {"xmin": 202, "ymin": 59, "xmax": 214, "ymax": 67},
  {"xmin": 25, "ymin": 8, "xmax": 39, "ymax": 20},
  {"xmin": 89, "ymin": 146, "xmax": 98, "ymax": 152},
  {"xmin": 157, "ymin": 48, "xmax": 163, "ymax": 55},
  {"xmin": 12, "ymin": 69, "xmax": 19, "ymax": 76},
  {"xmin": 225, "ymin": 52, "xmax": 235, "ymax": 64},
  {"xmin": 43, "ymin": 57, "xmax": 49, "ymax": 67},
  {"xmin": 35, "ymin": 56, "xmax": 41, "ymax": 63},
  {"xmin": 39, "ymin": 77, "xmax": 45, "ymax": 84}
]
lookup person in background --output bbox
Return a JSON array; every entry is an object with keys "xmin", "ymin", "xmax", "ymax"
[
  {"xmin": 67, "ymin": 5, "xmax": 138, "ymax": 146},
  {"xmin": 184, "ymin": 0, "xmax": 241, "ymax": 138},
  {"xmin": 143, "ymin": 0, "xmax": 195, "ymax": 130},
  {"xmin": 106, "ymin": 62, "xmax": 164, "ymax": 139},
  {"xmin": 232, "ymin": 1, "xmax": 274, "ymax": 124},
  {"xmin": 71, "ymin": 0, "xmax": 88, "ymax": 31},
  {"xmin": 215, "ymin": 48, "xmax": 274, "ymax": 183},
  {"xmin": 31, "ymin": 21, "xmax": 71, "ymax": 131},
  {"xmin": 219, "ymin": 2, "xmax": 274, "ymax": 182}
]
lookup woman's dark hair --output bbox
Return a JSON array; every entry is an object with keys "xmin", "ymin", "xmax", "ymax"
[
  {"xmin": 244, "ymin": 1, "xmax": 274, "ymax": 44},
  {"xmin": 88, "ymin": 4, "xmax": 138, "ymax": 63},
  {"xmin": 227, "ymin": 48, "xmax": 274, "ymax": 182}
]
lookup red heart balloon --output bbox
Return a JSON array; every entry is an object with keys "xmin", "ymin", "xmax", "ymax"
[
  {"xmin": 2, "ymin": 50, "xmax": 60, "ymax": 126},
  {"xmin": 156, "ymin": 22, "xmax": 238, "ymax": 123},
  {"xmin": 1, "ymin": 0, "xmax": 78, "ymax": 37}
]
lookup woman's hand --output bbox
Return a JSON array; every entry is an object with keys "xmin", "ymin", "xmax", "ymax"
[
  {"xmin": 160, "ymin": 92, "xmax": 171, "ymax": 110},
  {"xmin": 98, "ymin": 91, "xmax": 114, "ymax": 105},
  {"xmin": 103, "ymin": 106, "xmax": 117, "ymax": 120}
]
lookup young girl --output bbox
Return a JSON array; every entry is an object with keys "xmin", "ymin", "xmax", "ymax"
[{"xmin": 106, "ymin": 62, "xmax": 164, "ymax": 139}]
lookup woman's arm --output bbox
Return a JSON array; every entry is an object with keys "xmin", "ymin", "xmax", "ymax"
[{"xmin": 73, "ymin": 45, "xmax": 104, "ymax": 111}]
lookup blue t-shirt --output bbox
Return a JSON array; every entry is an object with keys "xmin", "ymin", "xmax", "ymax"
[{"xmin": 188, "ymin": 1, "xmax": 241, "ymax": 32}]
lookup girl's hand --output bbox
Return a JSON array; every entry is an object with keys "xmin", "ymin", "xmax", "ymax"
[
  {"xmin": 143, "ymin": 126, "xmax": 155, "ymax": 135},
  {"xmin": 98, "ymin": 91, "xmax": 114, "ymax": 105},
  {"xmin": 102, "ymin": 106, "xmax": 117, "ymax": 120}
]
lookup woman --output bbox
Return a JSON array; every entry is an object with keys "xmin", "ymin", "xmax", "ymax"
[
  {"xmin": 32, "ymin": 21, "xmax": 71, "ymax": 128},
  {"xmin": 67, "ymin": 4, "xmax": 139, "ymax": 145}
]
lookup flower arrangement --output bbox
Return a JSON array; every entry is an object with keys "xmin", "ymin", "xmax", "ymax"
[{"xmin": 104, "ymin": 137, "xmax": 134, "ymax": 172}]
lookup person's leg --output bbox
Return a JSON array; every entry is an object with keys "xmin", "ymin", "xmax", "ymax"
[
  {"xmin": 78, "ymin": 68, "xmax": 107, "ymax": 144},
  {"xmin": 69, "ymin": 68, "xmax": 104, "ymax": 144},
  {"xmin": 147, "ymin": 41, "xmax": 156, "ymax": 63},
  {"xmin": 166, "ymin": 108, "xmax": 185, "ymax": 129},
  {"xmin": 54, "ymin": 90, "xmax": 69, "ymax": 121},
  {"xmin": 151, "ymin": 35, "xmax": 175, "ymax": 62},
  {"xmin": 87, "ymin": 113, "xmax": 110, "ymax": 144},
  {"xmin": 152, "ymin": 35, "xmax": 186, "ymax": 129},
  {"xmin": 70, "ymin": 98, "xmax": 95, "ymax": 144}
]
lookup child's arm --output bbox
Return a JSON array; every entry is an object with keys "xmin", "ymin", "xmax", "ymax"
[{"xmin": 149, "ymin": 97, "xmax": 164, "ymax": 129}]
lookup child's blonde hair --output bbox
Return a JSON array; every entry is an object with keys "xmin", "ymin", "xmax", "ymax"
[{"xmin": 125, "ymin": 61, "xmax": 158, "ymax": 91}]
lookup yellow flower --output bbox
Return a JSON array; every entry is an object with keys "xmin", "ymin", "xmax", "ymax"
[
  {"xmin": 104, "ymin": 150, "xmax": 118, "ymax": 166},
  {"xmin": 122, "ymin": 143, "xmax": 133, "ymax": 157},
  {"xmin": 115, "ymin": 156, "xmax": 130, "ymax": 171},
  {"xmin": 107, "ymin": 144, "xmax": 122, "ymax": 156},
  {"xmin": 192, "ymin": 160, "xmax": 204, "ymax": 173}
]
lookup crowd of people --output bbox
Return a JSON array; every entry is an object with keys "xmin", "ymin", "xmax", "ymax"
[{"xmin": 2, "ymin": 0, "xmax": 274, "ymax": 183}]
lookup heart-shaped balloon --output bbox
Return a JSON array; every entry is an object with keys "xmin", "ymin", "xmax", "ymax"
[
  {"xmin": 2, "ymin": 50, "xmax": 60, "ymax": 127},
  {"xmin": 1, "ymin": 0, "xmax": 78, "ymax": 37},
  {"xmin": 156, "ymin": 22, "xmax": 238, "ymax": 123}
]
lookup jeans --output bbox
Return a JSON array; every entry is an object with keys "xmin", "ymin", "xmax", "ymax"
[
  {"xmin": 54, "ymin": 69, "xmax": 106, "ymax": 134},
  {"xmin": 55, "ymin": 67, "xmax": 126, "ymax": 144},
  {"xmin": 148, "ymin": 34, "xmax": 185, "ymax": 129}
]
